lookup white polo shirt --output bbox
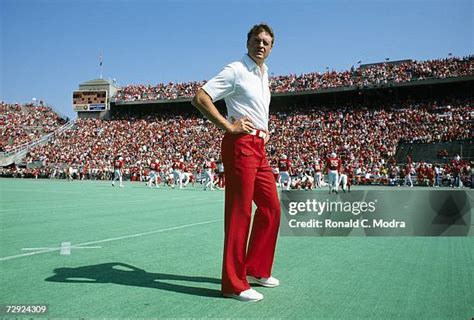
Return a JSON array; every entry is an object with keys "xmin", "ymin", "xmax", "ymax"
[{"xmin": 202, "ymin": 54, "xmax": 271, "ymax": 131}]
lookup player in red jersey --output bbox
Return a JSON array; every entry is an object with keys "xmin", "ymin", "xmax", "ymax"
[
  {"xmin": 188, "ymin": 163, "xmax": 198, "ymax": 187},
  {"xmin": 416, "ymin": 162, "xmax": 425, "ymax": 186},
  {"xmin": 302, "ymin": 163, "xmax": 315, "ymax": 190},
  {"xmin": 338, "ymin": 163, "xmax": 352, "ymax": 193},
  {"xmin": 181, "ymin": 163, "xmax": 192, "ymax": 188},
  {"xmin": 278, "ymin": 154, "xmax": 291, "ymax": 190},
  {"xmin": 271, "ymin": 163, "xmax": 279, "ymax": 185},
  {"xmin": 172, "ymin": 158, "xmax": 185, "ymax": 189},
  {"xmin": 451, "ymin": 155, "xmax": 462, "ymax": 188},
  {"xmin": 147, "ymin": 159, "xmax": 160, "ymax": 188},
  {"xmin": 216, "ymin": 159, "xmax": 225, "ymax": 190},
  {"xmin": 313, "ymin": 159, "xmax": 323, "ymax": 188},
  {"xmin": 112, "ymin": 156, "xmax": 125, "ymax": 187},
  {"xmin": 425, "ymin": 164, "xmax": 435, "ymax": 187},
  {"xmin": 404, "ymin": 162, "xmax": 414, "ymax": 187},
  {"xmin": 325, "ymin": 152, "xmax": 342, "ymax": 194}
]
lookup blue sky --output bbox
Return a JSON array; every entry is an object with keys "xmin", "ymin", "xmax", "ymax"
[{"xmin": 1, "ymin": 0, "xmax": 472, "ymax": 118}]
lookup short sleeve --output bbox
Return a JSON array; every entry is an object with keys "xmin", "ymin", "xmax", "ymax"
[{"xmin": 202, "ymin": 65, "xmax": 236, "ymax": 102}]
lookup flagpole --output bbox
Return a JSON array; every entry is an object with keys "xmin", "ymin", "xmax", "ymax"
[{"xmin": 99, "ymin": 52, "xmax": 103, "ymax": 79}]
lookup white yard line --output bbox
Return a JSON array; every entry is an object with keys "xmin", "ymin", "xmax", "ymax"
[{"xmin": 0, "ymin": 218, "xmax": 223, "ymax": 262}]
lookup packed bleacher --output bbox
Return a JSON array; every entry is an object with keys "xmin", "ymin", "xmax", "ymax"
[
  {"xmin": 20, "ymin": 111, "xmax": 221, "ymax": 179},
  {"xmin": 1, "ymin": 54, "xmax": 472, "ymax": 186},
  {"xmin": 266, "ymin": 99, "xmax": 471, "ymax": 188},
  {"xmin": 0, "ymin": 102, "xmax": 67, "ymax": 153},
  {"xmin": 2, "ymin": 97, "xmax": 470, "ymax": 187},
  {"xmin": 268, "ymin": 99, "xmax": 470, "ymax": 161},
  {"xmin": 114, "ymin": 56, "xmax": 474, "ymax": 102},
  {"xmin": 115, "ymin": 81, "xmax": 207, "ymax": 102}
]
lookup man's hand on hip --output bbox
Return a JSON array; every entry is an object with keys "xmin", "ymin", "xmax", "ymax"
[{"xmin": 228, "ymin": 116, "xmax": 256, "ymax": 134}]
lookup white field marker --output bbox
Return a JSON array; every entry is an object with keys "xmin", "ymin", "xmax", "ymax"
[{"xmin": 21, "ymin": 242, "xmax": 102, "ymax": 256}]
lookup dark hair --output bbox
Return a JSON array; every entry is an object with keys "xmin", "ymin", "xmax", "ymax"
[{"xmin": 247, "ymin": 23, "xmax": 274, "ymax": 46}]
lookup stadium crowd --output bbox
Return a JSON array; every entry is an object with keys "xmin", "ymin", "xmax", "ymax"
[
  {"xmin": 2, "ymin": 97, "xmax": 471, "ymax": 188},
  {"xmin": 115, "ymin": 81, "xmax": 206, "ymax": 102},
  {"xmin": 115, "ymin": 56, "xmax": 474, "ymax": 102},
  {"xmin": 0, "ymin": 102, "xmax": 67, "ymax": 152}
]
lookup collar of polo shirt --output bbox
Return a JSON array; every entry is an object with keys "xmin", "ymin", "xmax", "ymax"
[{"xmin": 243, "ymin": 54, "xmax": 268, "ymax": 74}]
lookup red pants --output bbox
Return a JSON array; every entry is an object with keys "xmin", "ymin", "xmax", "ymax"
[
  {"xmin": 218, "ymin": 172, "xmax": 225, "ymax": 188},
  {"xmin": 221, "ymin": 133, "xmax": 281, "ymax": 294}
]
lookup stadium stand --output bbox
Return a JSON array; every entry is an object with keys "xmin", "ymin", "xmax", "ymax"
[
  {"xmin": 1, "ymin": 98, "xmax": 470, "ymax": 186},
  {"xmin": 0, "ymin": 102, "xmax": 67, "ymax": 153},
  {"xmin": 1, "ymin": 55, "xmax": 472, "ymax": 187},
  {"xmin": 114, "ymin": 56, "xmax": 474, "ymax": 102}
]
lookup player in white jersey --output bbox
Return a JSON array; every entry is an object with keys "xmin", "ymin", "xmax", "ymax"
[{"xmin": 204, "ymin": 158, "xmax": 216, "ymax": 191}]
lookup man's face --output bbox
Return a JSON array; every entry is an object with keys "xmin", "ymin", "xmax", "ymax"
[{"xmin": 247, "ymin": 31, "xmax": 273, "ymax": 66}]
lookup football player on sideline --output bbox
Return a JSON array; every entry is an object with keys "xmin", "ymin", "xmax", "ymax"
[
  {"xmin": 147, "ymin": 159, "xmax": 160, "ymax": 188},
  {"xmin": 112, "ymin": 156, "xmax": 125, "ymax": 187},
  {"xmin": 204, "ymin": 158, "xmax": 216, "ymax": 191},
  {"xmin": 278, "ymin": 154, "xmax": 292, "ymax": 191},
  {"xmin": 325, "ymin": 152, "xmax": 341, "ymax": 194}
]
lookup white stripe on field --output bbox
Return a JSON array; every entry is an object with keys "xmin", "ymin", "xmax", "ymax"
[
  {"xmin": 21, "ymin": 246, "xmax": 102, "ymax": 251},
  {"xmin": 0, "ymin": 218, "xmax": 223, "ymax": 262}
]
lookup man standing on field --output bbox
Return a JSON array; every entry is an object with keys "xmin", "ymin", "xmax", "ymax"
[{"xmin": 192, "ymin": 23, "xmax": 281, "ymax": 302}]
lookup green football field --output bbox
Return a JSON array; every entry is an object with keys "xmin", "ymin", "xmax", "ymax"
[{"xmin": 1, "ymin": 179, "xmax": 473, "ymax": 319}]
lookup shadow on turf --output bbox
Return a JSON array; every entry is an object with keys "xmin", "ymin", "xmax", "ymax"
[{"xmin": 45, "ymin": 262, "xmax": 222, "ymax": 298}]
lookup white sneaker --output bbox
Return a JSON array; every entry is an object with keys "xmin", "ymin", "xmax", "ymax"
[
  {"xmin": 223, "ymin": 288, "xmax": 263, "ymax": 302},
  {"xmin": 247, "ymin": 276, "xmax": 280, "ymax": 288}
]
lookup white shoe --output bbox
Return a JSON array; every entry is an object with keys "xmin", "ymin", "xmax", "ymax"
[
  {"xmin": 223, "ymin": 288, "xmax": 263, "ymax": 302},
  {"xmin": 247, "ymin": 276, "xmax": 280, "ymax": 288}
]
